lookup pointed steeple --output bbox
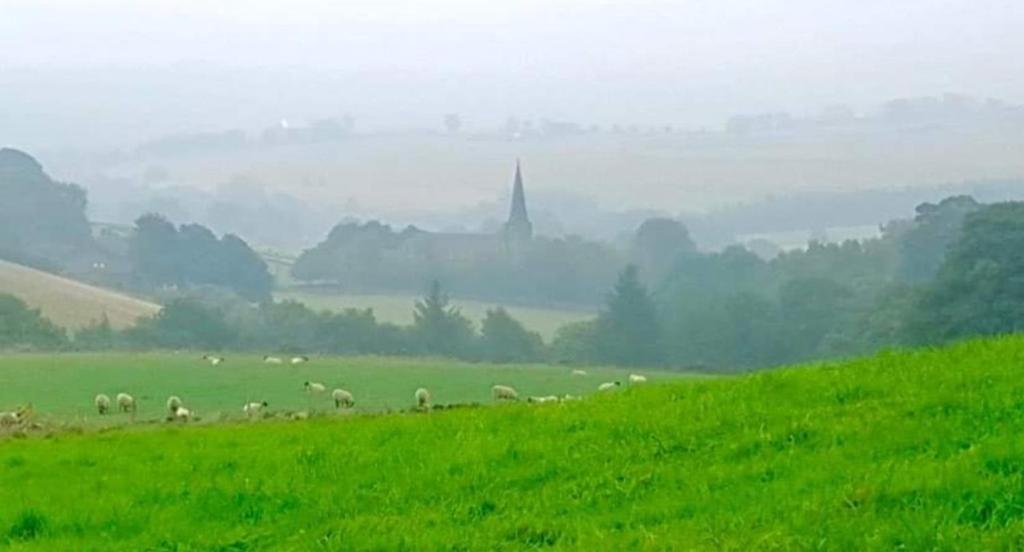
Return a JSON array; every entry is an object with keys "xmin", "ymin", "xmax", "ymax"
[
  {"xmin": 508, "ymin": 159, "xmax": 529, "ymax": 224},
  {"xmin": 503, "ymin": 159, "xmax": 533, "ymax": 250}
]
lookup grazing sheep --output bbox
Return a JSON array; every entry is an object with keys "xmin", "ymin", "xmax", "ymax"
[
  {"xmin": 492, "ymin": 385, "xmax": 520, "ymax": 402},
  {"xmin": 598, "ymin": 381, "xmax": 621, "ymax": 392},
  {"xmin": 243, "ymin": 401, "xmax": 269, "ymax": 418},
  {"xmin": 304, "ymin": 381, "xmax": 327, "ymax": 395},
  {"xmin": 291, "ymin": 355, "xmax": 310, "ymax": 365},
  {"xmin": 173, "ymin": 407, "xmax": 193, "ymax": 422},
  {"xmin": 415, "ymin": 387, "xmax": 431, "ymax": 409},
  {"xmin": 527, "ymin": 395, "xmax": 560, "ymax": 404},
  {"xmin": 0, "ymin": 411, "xmax": 19, "ymax": 427},
  {"xmin": 166, "ymin": 395, "xmax": 183, "ymax": 415},
  {"xmin": 0, "ymin": 405, "xmax": 30, "ymax": 427},
  {"xmin": 332, "ymin": 388, "xmax": 355, "ymax": 409},
  {"xmin": 95, "ymin": 394, "xmax": 112, "ymax": 415},
  {"xmin": 571, "ymin": 369, "xmax": 588, "ymax": 376},
  {"xmin": 263, "ymin": 355, "xmax": 283, "ymax": 364},
  {"xmin": 202, "ymin": 354, "xmax": 225, "ymax": 366},
  {"xmin": 629, "ymin": 374, "xmax": 648, "ymax": 384},
  {"xmin": 116, "ymin": 393, "xmax": 136, "ymax": 413}
]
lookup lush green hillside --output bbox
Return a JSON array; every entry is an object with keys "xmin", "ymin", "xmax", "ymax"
[
  {"xmin": 277, "ymin": 290, "xmax": 594, "ymax": 339},
  {"xmin": 2, "ymin": 338, "xmax": 1024, "ymax": 549},
  {"xmin": 0, "ymin": 354, "xmax": 658, "ymax": 425},
  {"xmin": 0, "ymin": 259, "xmax": 159, "ymax": 330}
]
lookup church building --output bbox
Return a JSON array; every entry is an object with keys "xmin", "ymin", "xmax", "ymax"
[{"xmin": 397, "ymin": 161, "xmax": 534, "ymax": 265}]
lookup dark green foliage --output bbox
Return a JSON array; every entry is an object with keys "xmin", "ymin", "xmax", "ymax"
[
  {"xmin": 897, "ymin": 195, "xmax": 981, "ymax": 283},
  {"xmin": 0, "ymin": 293, "xmax": 67, "ymax": 350},
  {"xmin": 412, "ymin": 281, "xmax": 475, "ymax": 357},
  {"xmin": 126, "ymin": 299, "xmax": 237, "ymax": 350},
  {"xmin": 632, "ymin": 217, "xmax": 697, "ymax": 288},
  {"xmin": 291, "ymin": 221, "xmax": 622, "ymax": 305},
  {"xmin": 0, "ymin": 149, "xmax": 92, "ymax": 265},
  {"xmin": 548, "ymin": 320, "xmax": 599, "ymax": 365},
  {"xmin": 479, "ymin": 307, "xmax": 544, "ymax": 363},
  {"xmin": 73, "ymin": 314, "xmax": 116, "ymax": 351},
  {"xmin": 131, "ymin": 214, "xmax": 272, "ymax": 301},
  {"xmin": 593, "ymin": 266, "xmax": 663, "ymax": 366},
  {"xmin": 907, "ymin": 202, "xmax": 1024, "ymax": 343}
]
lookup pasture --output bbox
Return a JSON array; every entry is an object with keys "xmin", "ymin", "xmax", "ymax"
[
  {"xmin": 277, "ymin": 290, "xmax": 595, "ymax": 339},
  {"xmin": 2, "ymin": 337, "xmax": 1024, "ymax": 549},
  {"xmin": 0, "ymin": 259, "xmax": 159, "ymax": 330},
  {"xmin": 0, "ymin": 353, "xmax": 663, "ymax": 426}
]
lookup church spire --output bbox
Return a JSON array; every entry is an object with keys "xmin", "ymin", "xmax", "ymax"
[
  {"xmin": 508, "ymin": 159, "xmax": 529, "ymax": 224},
  {"xmin": 503, "ymin": 159, "xmax": 533, "ymax": 249}
]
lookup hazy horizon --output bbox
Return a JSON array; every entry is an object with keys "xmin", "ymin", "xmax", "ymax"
[{"xmin": 3, "ymin": 0, "xmax": 1023, "ymax": 149}]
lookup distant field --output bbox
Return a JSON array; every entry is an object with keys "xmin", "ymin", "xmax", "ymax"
[
  {"xmin": 277, "ymin": 290, "xmax": 595, "ymax": 339},
  {"xmin": 1, "ymin": 338, "xmax": 1023, "ymax": 548},
  {"xmin": 0, "ymin": 354, "xmax": 670, "ymax": 425},
  {"xmin": 0, "ymin": 260, "xmax": 160, "ymax": 329}
]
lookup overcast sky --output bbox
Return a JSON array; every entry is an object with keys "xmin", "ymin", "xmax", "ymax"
[{"xmin": 3, "ymin": 0, "xmax": 1023, "ymax": 143}]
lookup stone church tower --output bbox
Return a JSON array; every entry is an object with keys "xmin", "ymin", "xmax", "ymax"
[{"xmin": 503, "ymin": 160, "xmax": 533, "ymax": 254}]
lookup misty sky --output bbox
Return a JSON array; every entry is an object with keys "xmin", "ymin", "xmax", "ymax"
[{"xmin": 3, "ymin": 0, "xmax": 1023, "ymax": 147}]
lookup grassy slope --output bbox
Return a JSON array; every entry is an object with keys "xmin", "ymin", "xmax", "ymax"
[
  {"xmin": 0, "ymin": 354, "xmax": 656, "ymax": 425},
  {"xmin": 2, "ymin": 338, "xmax": 1024, "ymax": 549},
  {"xmin": 0, "ymin": 260, "xmax": 160, "ymax": 330},
  {"xmin": 277, "ymin": 290, "xmax": 594, "ymax": 339}
]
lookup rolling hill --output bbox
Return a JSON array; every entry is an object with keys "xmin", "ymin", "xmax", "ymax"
[
  {"xmin": 1, "ymin": 337, "xmax": 1023, "ymax": 548},
  {"xmin": 0, "ymin": 259, "xmax": 159, "ymax": 330}
]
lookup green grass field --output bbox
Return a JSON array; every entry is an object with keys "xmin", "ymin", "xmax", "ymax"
[
  {"xmin": 0, "ymin": 354, "xmax": 659, "ymax": 426},
  {"xmin": 277, "ymin": 290, "xmax": 595, "ymax": 339},
  {"xmin": 2, "ymin": 338, "xmax": 1024, "ymax": 549}
]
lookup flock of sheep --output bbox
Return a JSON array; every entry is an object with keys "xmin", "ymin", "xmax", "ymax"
[{"xmin": 0, "ymin": 354, "xmax": 650, "ymax": 430}]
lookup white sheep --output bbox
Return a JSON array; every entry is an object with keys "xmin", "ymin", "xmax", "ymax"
[
  {"xmin": 598, "ymin": 381, "xmax": 621, "ymax": 392},
  {"xmin": 332, "ymin": 388, "xmax": 355, "ymax": 409},
  {"xmin": 527, "ymin": 395, "xmax": 560, "ymax": 404},
  {"xmin": 173, "ymin": 407, "xmax": 193, "ymax": 422},
  {"xmin": 263, "ymin": 355, "xmax": 283, "ymax": 364},
  {"xmin": 492, "ymin": 384, "xmax": 519, "ymax": 402},
  {"xmin": 243, "ymin": 401, "xmax": 268, "ymax": 418},
  {"xmin": 95, "ymin": 393, "xmax": 112, "ymax": 415},
  {"xmin": 571, "ymin": 369, "xmax": 588, "ymax": 376},
  {"xmin": 116, "ymin": 393, "xmax": 136, "ymax": 413},
  {"xmin": 291, "ymin": 355, "xmax": 310, "ymax": 365},
  {"xmin": 415, "ymin": 387, "xmax": 431, "ymax": 409},
  {"xmin": 304, "ymin": 381, "xmax": 327, "ymax": 395},
  {"xmin": 0, "ymin": 405, "xmax": 30, "ymax": 427},
  {"xmin": 202, "ymin": 354, "xmax": 225, "ymax": 366},
  {"xmin": 629, "ymin": 374, "xmax": 648, "ymax": 384},
  {"xmin": 166, "ymin": 395, "xmax": 183, "ymax": 414}
]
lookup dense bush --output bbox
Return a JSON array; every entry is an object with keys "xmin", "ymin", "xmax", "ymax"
[{"xmin": 0, "ymin": 294, "xmax": 68, "ymax": 350}]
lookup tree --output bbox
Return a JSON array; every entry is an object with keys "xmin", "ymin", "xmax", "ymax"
[
  {"xmin": 219, "ymin": 234, "xmax": 273, "ymax": 302},
  {"xmin": 907, "ymin": 202, "xmax": 1024, "ymax": 343},
  {"xmin": 897, "ymin": 195, "xmax": 981, "ymax": 283},
  {"xmin": 479, "ymin": 307, "xmax": 544, "ymax": 363},
  {"xmin": 594, "ymin": 265, "xmax": 663, "ymax": 366},
  {"xmin": 0, "ymin": 293, "xmax": 67, "ymax": 350},
  {"xmin": 128, "ymin": 299, "xmax": 236, "ymax": 350},
  {"xmin": 632, "ymin": 218, "xmax": 697, "ymax": 288},
  {"xmin": 549, "ymin": 320, "xmax": 599, "ymax": 365},
  {"xmin": 131, "ymin": 215, "xmax": 272, "ymax": 302},
  {"xmin": 412, "ymin": 280, "xmax": 474, "ymax": 357},
  {"xmin": 132, "ymin": 213, "xmax": 182, "ymax": 286},
  {"xmin": 0, "ymin": 148, "xmax": 93, "ymax": 265}
]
